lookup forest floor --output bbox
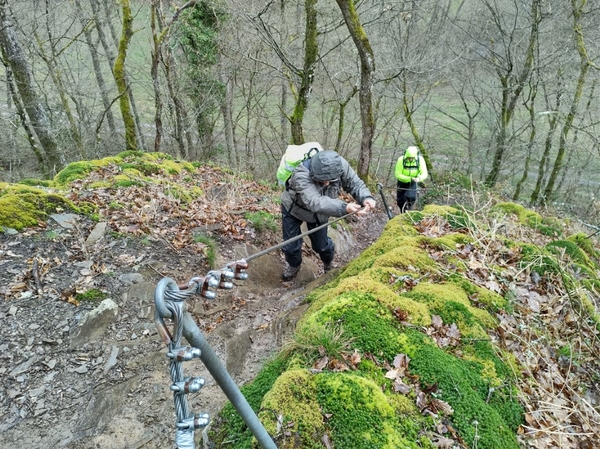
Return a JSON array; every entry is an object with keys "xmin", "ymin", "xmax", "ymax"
[{"xmin": 0, "ymin": 175, "xmax": 389, "ymax": 449}]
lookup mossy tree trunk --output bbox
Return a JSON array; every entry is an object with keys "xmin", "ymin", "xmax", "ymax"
[
  {"xmin": 541, "ymin": 0, "xmax": 590, "ymax": 204},
  {"xmin": 114, "ymin": 0, "xmax": 137, "ymax": 152},
  {"xmin": 335, "ymin": 0, "xmax": 375, "ymax": 179},
  {"xmin": 91, "ymin": 0, "xmax": 146, "ymax": 152},
  {"xmin": 0, "ymin": 53, "xmax": 45, "ymax": 170},
  {"xmin": 0, "ymin": 0, "xmax": 61, "ymax": 176},
  {"xmin": 529, "ymin": 72, "xmax": 562, "ymax": 204},
  {"xmin": 289, "ymin": 0, "xmax": 318, "ymax": 145},
  {"xmin": 484, "ymin": 0, "xmax": 540, "ymax": 188}
]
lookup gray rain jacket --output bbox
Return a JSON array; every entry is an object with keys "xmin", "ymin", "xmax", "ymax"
[{"xmin": 281, "ymin": 155, "xmax": 374, "ymax": 224}]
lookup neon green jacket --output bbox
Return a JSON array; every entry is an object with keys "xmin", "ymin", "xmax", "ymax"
[{"xmin": 395, "ymin": 147, "xmax": 428, "ymax": 183}]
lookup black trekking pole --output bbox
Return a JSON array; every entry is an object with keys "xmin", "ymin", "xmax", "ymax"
[{"xmin": 377, "ymin": 183, "xmax": 394, "ymax": 220}]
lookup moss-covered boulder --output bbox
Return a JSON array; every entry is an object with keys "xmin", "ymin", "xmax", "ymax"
[
  {"xmin": 0, "ymin": 152, "xmax": 203, "ymax": 231},
  {"xmin": 0, "ymin": 183, "xmax": 82, "ymax": 231}
]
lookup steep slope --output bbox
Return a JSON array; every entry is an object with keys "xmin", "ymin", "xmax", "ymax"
[
  {"xmin": 210, "ymin": 205, "xmax": 600, "ymax": 449},
  {"xmin": 1, "ymin": 152, "xmax": 599, "ymax": 449}
]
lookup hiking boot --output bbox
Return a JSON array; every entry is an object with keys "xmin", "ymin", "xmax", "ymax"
[
  {"xmin": 324, "ymin": 261, "xmax": 333, "ymax": 273},
  {"xmin": 282, "ymin": 264, "xmax": 301, "ymax": 281}
]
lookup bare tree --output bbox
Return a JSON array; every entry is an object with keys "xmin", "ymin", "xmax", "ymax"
[
  {"xmin": 73, "ymin": 0, "xmax": 117, "ymax": 138},
  {"xmin": 34, "ymin": 0, "xmax": 86, "ymax": 158},
  {"xmin": 541, "ymin": 0, "xmax": 593, "ymax": 203},
  {"xmin": 335, "ymin": 0, "xmax": 375, "ymax": 178},
  {"xmin": 150, "ymin": 0, "xmax": 197, "ymax": 156},
  {"xmin": 482, "ymin": 0, "xmax": 541, "ymax": 187},
  {"xmin": 0, "ymin": 0, "xmax": 60, "ymax": 175}
]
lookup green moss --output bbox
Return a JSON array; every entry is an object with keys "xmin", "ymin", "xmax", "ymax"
[
  {"xmin": 144, "ymin": 183, "xmax": 202, "ymax": 204},
  {"xmin": 75, "ymin": 289, "xmax": 108, "ymax": 303},
  {"xmin": 18, "ymin": 178, "xmax": 54, "ymax": 188},
  {"xmin": 372, "ymin": 244, "xmax": 438, "ymax": 272},
  {"xmin": 118, "ymin": 162, "xmax": 162, "ymax": 176},
  {"xmin": 117, "ymin": 150, "xmax": 145, "ymax": 159},
  {"xmin": 410, "ymin": 344, "xmax": 522, "ymax": 449},
  {"xmin": 0, "ymin": 187, "xmax": 77, "ymax": 230},
  {"xmin": 407, "ymin": 282, "xmax": 496, "ymax": 337},
  {"xmin": 567, "ymin": 232, "xmax": 600, "ymax": 260},
  {"xmin": 54, "ymin": 161, "xmax": 95, "ymax": 184},
  {"xmin": 518, "ymin": 243, "xmax": 559, "ymax": 275},
  {"xmin": 546, "ymin": 240, "xmax": 596, "ymax": 269},
  {"xmin": 492, "ymin": 202, "xmax": 563, "ymax": 237},
  {"xmin": 422, "ymin": 232, "xmax": 473, "ymax": 251},
  {"xmin": 421, "ymin": 204, "xmax": 459, "ymax": 216},
  {"xmin": 114, "ymin": 179, "xmax": 144, "ymax": 188},
  {"xmin": 299, "ymin": 291, "xmax": 423, "ymax": 361},
  {"xmin": 316, "ymin": 373, "xmax": 421, "ymax": 449},
  {"xmin": 209, "ymin": 357, "xmax": 287, "ymax": 449},
  {"xmin": 257, "ymin": 370, "xmax": 324, "ymax": 448}
]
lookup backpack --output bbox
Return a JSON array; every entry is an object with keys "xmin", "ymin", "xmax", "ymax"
[
  {"xmin": 276, "ymin": 142, "xmax": 323, "ymax": 186},
  {"xmin": 402, "ymin": 149, "xmax": 420, "ymax": 170}
]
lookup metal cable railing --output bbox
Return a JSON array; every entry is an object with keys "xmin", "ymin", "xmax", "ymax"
[{"xmin": 154, "ymin": 209, "xmax": 369, "ymax": 448}]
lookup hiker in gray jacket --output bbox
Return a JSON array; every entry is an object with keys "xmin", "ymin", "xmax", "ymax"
[{"xmin": 280, "ymin": 150, "xmax": 376, "ymax": 281}]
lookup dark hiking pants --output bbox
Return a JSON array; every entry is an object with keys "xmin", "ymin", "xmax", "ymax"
[
  {"xmin": 281, "ymin": 205, "xmax": 335, "ymax": 267},
  {"xmin": 396, "ymin": 180, "xmax": 417, "ymax": 213}
]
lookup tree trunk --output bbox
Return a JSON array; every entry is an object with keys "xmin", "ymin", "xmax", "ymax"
[
  {"xmin": 92, "ymin": 0, "xmax": 146, "ymax": 152},
  {"xmin": 542, "ymin": 0, "xmax": 589, "ymax": 202},
  {"xmin": 114, "ymin": 0, "xmax": 137, "ymax": 152},
  {"xmin": 150, "ymin": 2, "xmax": 164, "ymax": 152},
  {"xmin": 34, "ymin": 21, "xmax": 86, "ymax": 158},
  {"xmin": 289, "ymin": 0, "xmax": 318, "ymax": 144},
  {"xmin": 220, "ymin": 68, "xmax": 236, "ymax": 168},
  {"xmin": 514, "ymin": 83, "xmax": 537, "ymax": 200},
  {"xmin": 335, "ymin": 0, "xmax": 375, "ymax": 179},
  {"xmin": 0, "ymin": 0, "xmax": 61, "ymax": 175},
  {"xmin": 1, "ymin": 53, "xmax": 45, "ymax": 169},
  {"xmin": 401, "ymin": 74, "xmax": 433, "ymax": 174},
  {"xmin": 73, "ymin": 0, "xmax": 116, "ymax": 138},
  {"xmin": 484, "ymin": 0, "xmax": 540, "ymax": 187}
]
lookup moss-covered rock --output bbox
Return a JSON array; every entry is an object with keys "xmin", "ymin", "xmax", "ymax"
[
  {"xmin": 211, "ymin": 206, "xmax": 529, "ymax": 449},
  {"xmin": 257, "ymin": 369, "xmax": 324, "ymax": 448},
  {"xmin": 0, "ymin": 185, "xmax": 82, "ymax": 230},
  {"xmin": 546, "ymin": 238, "xmax": 598, "ymax": 271},
  {"xmin": 492, "ymin": 202, "xmax": 563, "ymax": 237},
  {"xmin": 1, "ymin": 152, "xmax": 211, "ymax": 232}
]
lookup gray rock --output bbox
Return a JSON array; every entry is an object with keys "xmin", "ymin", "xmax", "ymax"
[
  {"xmin": 69, "ymin": 299, "xmax": 119, "ymax": 348},
  {"xmin": 118, "ymin": 273, "xmax": 144, "ymax": 285},
  {"xmin": 85, "ymin": 222, "xmax": 107, "ymax": 247},
  {"xmin": 49, "ymin": 213, "xmax": 80, "ymax": 229}
]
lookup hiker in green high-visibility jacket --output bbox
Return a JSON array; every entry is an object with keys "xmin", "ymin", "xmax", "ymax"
[
  {"xmin": 395, "ymin": 146, "xmax": 428, "ymax": 213},
  {"xmin": 280, "ymin": 150, "xmax": 376, "ymax": 281}
]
